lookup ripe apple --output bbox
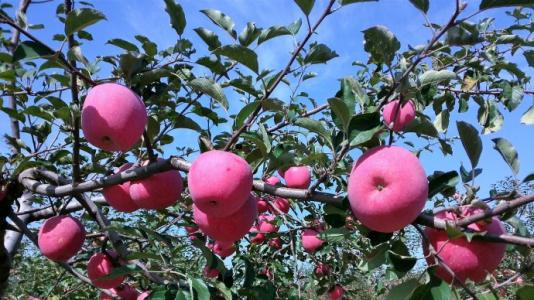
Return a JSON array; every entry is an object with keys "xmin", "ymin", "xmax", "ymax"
[
  {"xmin": 38, "ymin": 215, "xmax": 85, "ymax": 262},
  {"xmin": 100, "ymin": 285, "xmax": 138, "ymax": 300},
  {"xmin": 314, "ymin": 263, "xmax": 331, "ymax": 277},
  {"xmin": 129, "ymin": 159, "xmax": 183, "ymax": 210},
  {"xmin": 348, "ymin": 145, "xmax": 428, "ymax": 233},
  {"xmin": 81, "ymin": 83, "xmax": 147, "ymax": 152},
  {"xmin": 87, "ymin": 251, "xmax": 125, "ymax": 289},
  {"xmin": 193, "ymin": 195, "xmax": 257, "ymax": 243},
  {"xmin": 250, "ymin": 232, "xmax": 266, "ymax": 244},
  {"xmin": 268, "ymin": 237, "xmax": 282, "ymax": 249},
  {"xmin": 327, "ymin": 285, "xmax": 344, "ymax": 300},
  {"xmin": 257, "ymin": 215, "xmax": 278, "ymax": 233},
  {"xmin": 137, "ymin": 291, "xmax": 151, "ymax": 300},
  {"xmin": 301, "ymin": 229, "xmax": 324, "ymax": 253},
  {"xmin": 265, "ymin": 176, "xmax": 281, "ymax": 185},
  {"xmin": 188, "ymin": 150, "xmax": 253, "ymax": 217},
  {"xmin": 424, "ymin": 206, "xmax": 506, "ymax": 284},
  {"xmin": 257, "ymin": 198, "xmax": 269, "ymax": 214},
  {"xmin": 102, "ymin": 163, "xmax": 138, "ymax": 212},
  {"xmin": 203, "ymin": 265, "xmax": 220, "ymax": 278},
  {"xmin": 283, "ymin": 166, "xmax": 311, "ymax": 189},
  {"xmin": 271, "ymin": 197, "xmax": 290, "ymax": 214},
  {"xmin": 382, "ymin": 98, "xmax": 416, "ymax": 132},
  {"xmin": 209, "ymin": 241, "xmax": 236, "ymax": 258}
]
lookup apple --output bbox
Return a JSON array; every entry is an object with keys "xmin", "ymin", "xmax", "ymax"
[
  {"xmin": 37, "ymin": 215, "xmax": 85, "ymax": 262},
  {"xmin": 203, "ymin": 265, "xmax": 219, "ymax": 278},
  {"xmin": 81, "ymin": 83, "xmax": 147, "ymax": 152},
  {"xmin": 193, "ymin": 195, "xmax": 257, "ymax": 243},
  {"xmin": 382, "ymin": 98, "xmax": 416, "ymax": 132},
  {"xmin": 257, "ymin": 215, "xmax": 278, "ymax": 233},
  {"xmin": 265, "ymin": 176, "xmax": 280, "ymax": 185},
  {"xmin": 272, "ymin": 197, "xmax": 290, "ymax": 214},
  {"xmin": 424, "ymin": 206, "xmax": 506, "ymax": 284},
  {"xmin": 102, "ymin": 163, "xmax": 139, "ymax": 212},
  {"xmin": 250, "ymin": 232, "xmax": 266, "ymax": 244},
  {"xmin": 137, "ymin": 291, "xmax": 151, "ymax": 300},
  {"xmin": 129, "ymin": 159, "xmax": 183, "ymax": 210},
  {"xmin": 268, "ymin": 237, "xmax": 282, "ymax": 249},
  {"xmin": 314, "ymin": 263, "xmax": 331, "ymax": 277},
  {"xmin": 301, "ymin": 229, "xmax": 324, "ymax": 253},
  {"xmin": 257, "ymin": 198, "xmax": 269, "ymax": 214},
  {"xmin": 87, "ymin": 251, "xmax": 125, "ymax": 289},
  {"xmin": 209, "ymin": 241, "xmax": 236, "ymax": 258},
  {"xmin": 327, "ymin": 285, "xmax": 344, "ymax": 300},
  {"xmin": 283, "ymin": 166, "xmax": 311, "ymax": 189},
  {"xmin": 188, "ymin": 150, "xmax": 253, "ymax": 217},
  {"xmin": 100, "ymin": 285, "xmax": 138, "ymax": 300},
  {"xmin": 347, "ymin": 145, "xmax": 428, "ymax": 233},
  {"xmin": 261, "ymin": 266, "xmax": 273, "ymax": 280},
  {"xmin": 185, "ymin": 226, "xmax": 198, "ymax": 234}
]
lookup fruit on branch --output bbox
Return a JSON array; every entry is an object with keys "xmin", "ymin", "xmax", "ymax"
[
  {"xmin": 87, "ymin": 251, "xmax": 125, "ymax": 289},
  {"xmin": 268, "ymin": 237, "xmax": 282, "ymax": 249},
  {"xmin": 423, "ymin": 206, "xmax": 507, "ymax": 284},
  {"xmin": 382, "ymin": 99, "xmax": 416, "ymax": 132},
  {"xmin": 250, "ymin": 232, "xmax": 266, "ymax": 244},
  {"xmin": 100, "ymin": 285, "xmax": 138, "ymax": 300},
  {"xmin": 257, "ymin": 215, "xmax": 278, "ymax": 233},
  {"xmin": 193, "ymin": 195, "xmax": 257, "ymax": 243},
  {"xmin": 327, "ymin": 284, "xmax": 344, "ymax": 300},
  {"xmin": 265, "ymin": 176, "xmax": 281, "ymax": 185},
  {"xmin": 314, "ymin": 263, "xmax": 331, "ymax": 277},
  {"xmin": 301, "ymin": 228, "xmax": 324, "ymax": 253},
  {"xmin": 81, "ymin": 83, "xmax": 147, "ymax": 152},
  {"xmin": 257, "ymin": 197, "xmax": 269, "ymax": 213},
  {"xmin": 129, "ymin": 159, "xmax": 183, "ymax": 209},
  {"xmin": 37, "ymin": 215, "xmax": 86, "ymax": 262},
  {"xmin": 282, "ymin": 166, "xmax": 311, "ymax": 189},
  {"xmin": 209, "ymin": 241, "xmax": 236, "ymax": 258},
  {"xmin": 348, "ymin": 145, "xmax": 428, "ymax": 233},
  {"xmin": 188, "ymin": 150, "xmax": 253, "ymax": 217},
  {"xmin": 137, "ymin": 291, "xmax": 151, "ymax": 300},
  {"xmin": 203, "ymin": 265, "xmax": 220, "ymax": 278},
  {"xmin": 272, "ymin": 197, "xmax": 290, "ymax": 214},
  {"xmin": 102, "ymin": 163, "xmax": 139, "ymax": 212}
]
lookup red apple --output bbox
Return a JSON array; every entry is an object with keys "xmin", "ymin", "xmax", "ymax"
[
  {"xmin": 257, "ymin": 215, "xmax": 278, "ymax": 233},
  {"xmin": 194, "ymin": 195, "xmax": 257, "ymax": 243},
  {"xmin": 137, "ymin": 291, "xmax": 151, "ymax": 300},
  {"xmin": 102, "ymin": 163, "xmax": 138, "ymax": 212},
  {"xmin": 314, "ymin": 263, "xmax": 331, "ymax": 277},
  {"xmin": 203, "ymin": 265, "xmax": 219, "ymax": 278},
  {"xmin": 257, "ymin": 198, "xmax": 269, "ymax": 214},
  {"xmin": 271, "ymin": 197, "xmax": 290, "ymax": 214},
  {"xmin": 87, "ymin": 251, "xmax": 125, "ymax": 289},
  {"xmin": 188, "ymin": 150, "xmax": 253, "ymax": 217},
  {"xmin": 283, "ymin": 166, "xmax": 311, "ymax": 189},
  {"xmin": 209, "ymin": 241, "xmax": 236, "ymax": 258},
  {"xmin": 424, "ymin": 206, "xmax": 506, "ymax": 284},
  {"xmin": 250, "ymin": 232, "xmax": 266, "ymax": 244},
  {"xmin": 38, "ymin": 215, "xmax": 85, "ymax": 262},
  {"xmin": 301, "ymin": 229, "xmax": 324, "ymax": 253},
  {"xmin": 327, "ymin": 285, "xmax": 344, "ymax": 300},
  {"xmin": 81, "ymin": 83, "xmax": 147, "ymax": 152},
  {"xmin": 129, "ymin": 159, "xmax": 183, "ymax": 210},
  {"xmin": 265, "ymin": 176, "xmax": 280, "ymax": 185},
  {"xmin": 348, "ymin": 146, "xmax": 428, "ymax": 233},
  {"xmin": 382, "ymin": 99, "xmax": 416, "ymax": 132},
  {"xmin": 268, "ymin": 237, "xmax": 282, "ymax": 249},
  {"xmin": 100, "ymin": 285, "xmax": 138, "ymax": 300}
]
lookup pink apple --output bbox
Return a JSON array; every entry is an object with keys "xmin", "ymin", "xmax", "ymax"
[
  {"xmin": 102, "ymin": 163, "xmax": 138, "ymax": 212},
  {"xmin": 81, "ymin": 83, "xmax": 147, "ymax": 152},
  {"xmin": 283, "ymin": 166, "xmax": 311, "ymax": 189},
  {"xmin": 100, "ymin": 285, "xmax": 138, "ymax": 300},
  {"xmin": 193, "ymin": 195, "xmax": 257, "ymax": 243},
  {"xmin": 87, "ymin": 251, "xmax": 125, "ymax": 289},
  {"xmin": 265, "ymin": 176, "xmax": 281, "ymax": 185},
  {"xmin": 38, "ymin": 215, "xmax": 85, "ymax": 262},
  {"xmin": 271, "ymin": 197, "xmax": 290, "ymax": 214},
  {"xmin": 250, "ymin": 232, "xmax": 266, "ymax": 244},
  {"xmin": 257, "ymin": 198, "xmax": 269, "ymax": 214},
  {"xmin": 188, "ymin": 150, "xmax": 253, "ymax": 217},
  {"xmin": 268, "ymin": 237, "xmax": 282, "ymax": 249},
  {"xmin": 301, "ymin": 229, "xmax": 324, "ymax": 253},
  {"xmin": 137, "ymin": 291, "xmax": 151, "ymax": 300},
  {"xmin": 424, "ymin": 206, "xmax": 506, "ymax": 284},
  {"xmin": 203, "ymin": 265, "xmax": 220, "ymax": 278},
  {"xmin": 348, "ymin": 146, "xmax": 428, "ymax": 233},
  {"xmin": 257, "ymin": 215, "xmax": 278, "ymax": 233},
  {"xmin": 314, "ymin": 263, "xmax": 331, "ymax": 277},
  {"xmin": 382, "ymin": 99, "xmax": 416, "ymax": 132},
  {"xmin": 129, "ymin": 159, "xmax": 183, "ymax": 210},
  {"xmin": 327, "ymin": 285, "xmax": 344, "ymax": 300},
  {"xmin": 209, "ymin": 241, "xmax": 236, "ymax": 258}
]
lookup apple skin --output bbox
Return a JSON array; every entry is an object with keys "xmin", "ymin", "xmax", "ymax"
[
  {"xmin": 283, "ymin": 166, "xmax": 311, "ymax": 189},
  {"xmin": 129, "ymin": 159, "xmax": 183, "ymax": 210},
  {"xmin": 301, "ymin": 229, "xmax": 324, "ymax": 253},
  {"xmin": 382, "ymin": 99, "xmax": 416, "ymax": 132},
  {"xmin": 188, "ymin": 150, "xmax": 253, "ymax": 217},
  {"xmin": 209, "ymin": 241, "xmax": 236, "ymax": 258},
  {"xmin": 193, "ymin": 195, "xmax": 257, "ymax": 243},
  {"xmin": 257, "ymin": 198, "xmax": 269, "ymax": 214},
  {"xmin": 327, "ymin": 285, "xmax": 344, "ymax": 300},
  {"xmin": 203, "ymin": 265, "xmax": 220, "ymax": 278},
  {"xmin": 424, "ymin": 206, "xmax": 506, "ymax": 284},
  {"xmin": 314, "ymin": 263, "xmax": 331, "ymax": 277},
  {"xmin": 265, "ymin": 176, "xmax": 280, "ymax": 185},
  {"xmin": 87, "ymin": 252, "xmax": 125, "ymax": 289},
  {"xmin": 348, "ymin": 145, "xmax": 428, "ymax": 233},
  {"xmin": 257, "ymin": 215, "xmax": 278, "ymax": 233},
  {"xmin": 271, "ymin": 197, "xmax": 290, "ymax": 214},
  {"xmin": 103, "ymin": 163, "xmax": 139, "ymax": 212},
  {"xmin": 268, "ymin": 237, "xmax": 282, "ymax": 249},
  {"xmin": 37, "ymin": 215, "xmax": 85, "ymax": 262},
  {"xmin": 81, "ymin": 83, "xmax": 147, "ymax": 152},
  {"xmin": 100, "ymin": 285, "xmax": 138, "ymax": 300},
  {"xmin": 137, "ymin": 291, "xmax": 151, "ymax": 300}
]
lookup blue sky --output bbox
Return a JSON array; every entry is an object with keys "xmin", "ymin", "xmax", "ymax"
[{"xmin": 2, "ymin": 0, "xmax": 533, "ymax": 198}]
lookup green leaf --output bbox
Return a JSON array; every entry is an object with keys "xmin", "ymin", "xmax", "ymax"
[
  {"xmin": 480, "ymin": 0, "xmax": 534, "ymax": 9},
  {"xmin": 348, "ymin": 112, "xmax": 383, "ymax": 146},
  {"xmin": 523, "ymin": 50, "xmax": 534, "ymax": 67},
  {"xmin": 13, "ymin": 41, "xmax": 54, "ymax": 61},
  {"xmin": 201, "ymin": 9, "xmax": 236, "ymax": 39},
  {"xmin": 188, "ymin": 78, "xmax": 228, "ymax": 110},
  {"xmin": 385, "ymin": 279, "xmax": 420, "ymax": 300},
  {"xmin": 419, "ymin": 70, "xmax": 456, "ymax": 86},
  {"xmin": 239, "ymin": 22, "xmax": 261, "ymax": 47},
  {"xmin": 328, "ymin": 97, "xmax": 351, "ymax": 132},
  {"xmin": 523, "ymin": 172, "xmax": 534, "ymax": 183},
  {"xmin": 258, "ymin": 26, "xmax": 291, "ymax": 45},
  {"xmin": 341, "ymin": 77, "xmax": 368, "ymax": 109},
  {"xmin": 214, "ymin": 45, "xmax": 258, "ymax": 73},
  {"xmin": 428, "ymin": 171, "xmax": 459, "ymax": 198},
  {"xmin": 318, "ymin": 227, "xmax": 350, "ymax": 243},
  {"xmin": 387, "ymin": 250, "xmax": 417, "ymax": 273},
  {"xmin": 404, "ymin": 115, "xmax": 439, "ymax": 137},
  {"xmin": 99, "ymin": 264, "xmax": 142, "ymax": 280},
  {"xmin": 196, "ymin": 56, "xmax": 226, "ymax": 75},
  {"xmin": 234, "ymin": 101, "xmax": 260, "ymax": 129},
  {"xmin": 446, "ymin": 22, "xmax": 481, "ymax": 45},
  {"xmin": 164, "ymin": 0, "xmax": 186, "ymax": 35},
  {"xmin": 190, "ymin": 278, "xmax": 210, "ymax": 300},
  {"xmin": 287, "ymin": 19, "xmax": 302, "ymax": 35},
  {"xmin": 502, "ymin": 83, "xmax": 524, "ymax": 112},
  {"xmin": 517, "ymin": 286, "xmax": 534, "ymax": 300},
  {"xmin": 362, "ymin": 25, "xmax": 400, "ymax": 65},
  {"xmin": 294, "ymin": 0, "xmax": 315, "ymax": 15},
  {"xmin": 478, "ymin": 100, "xmax": 504, "ymax": 134},
  {"xmin": 294, "ymin": 117, "xmax": 332, "ymax": 147},
  {"xmin": 409, "ymin": 0, "xmax": 429, "ymax": 13},
  {"xmin": 64, "ymin": 8, "xmax": 106, "ymax": 36},
  {"xmin": 194, "ymin": 27, "xmax": 221, "ymax": 51},
  {"xmin": 107, "ymin": 38, "xmax": 139, "ymax": 52},
  {"xmin": 174, "ymin": 115, "xmax": 202, "ymax": 132},
  {"xmin": 457, "ymin": 121, "xmax": 482, "ymax": 168},
  {"xmin": 520, "ymin": 105, "xmax": 534, "ymax": 125},
  {"xmin": 492, "ymin": 137, "xmax": 520, "ymax": 175},
  {"xmin": 304, "ymin": 43, "xmax": 338, "ymax": 64},
  {"xmin": 339, "ymin": 0, "xmax": 378, "ymax": 5}
]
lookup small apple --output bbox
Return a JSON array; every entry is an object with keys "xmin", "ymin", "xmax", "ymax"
[
  {"xmin": 283, "ymin": 166, "xmax": 311, "ymax": 189},
  {"xmin": 268, "ymin": 237, "xmax": 282, "ymax": 249},
  {"xmin": 257, "ymin": 198, "xmax": 269, "ymax": 214},
  {"xmin": 81, "ymin": 83, "xmax": 147, "ymax": 152},
  {"xmin": 271, "ymin": 197, "xmax": 290, "ymax": 214},
  {"xmin": 38, "ymin": 215, "xmax": 85, "ymax": 262},
  {"xmin": 203, "ymin": 265, "xmax": 219, "ymax": 278},
  {"xmin": 102, "ymin": 163, "xmax": 139, "ymax": 212},
  {"xmin": 100, "ymin": 285, "xmax": 138, "ymax": 300},
  {"xmin": 87, "ymin": 251, "xmax": 125, "ymax": 289},
  {"xmin": 301, "ymin": 229, "xmax": 323, "ymax": 253},
  {"xmin": 257, "ymin": 215, "xmax": 278, "ymax": 233},
  {"xmin": 314, "ymin": 263, "xmax": 331, "ymax": 277},
  {"xmin": 137, "ymin": 291, "xmax": 151, "ymax": 300},
  {"xmin": 209, "ymin": 241, "xmax": 236, "ymax": 258},
  {"xmin": 327, "ymin": 285, "xmax": 344, "ymax": 300},
  {"xmin": 382, "ymin": 98, "xmax": 416, "ymax": 132},
  {"xmin": 265, "ymin": 176, "xmax": 281, "ymax": 186}
]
